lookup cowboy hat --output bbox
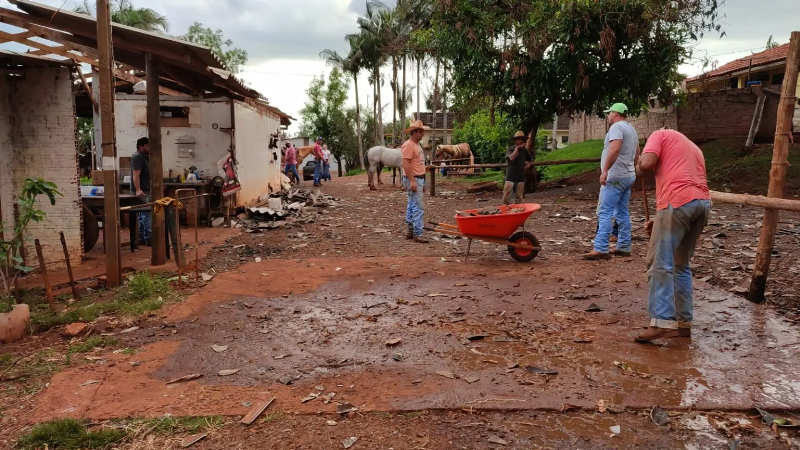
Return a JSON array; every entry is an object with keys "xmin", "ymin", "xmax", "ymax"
[
  {"xmin": 512, "ymin": 131, "xmax": 527, "ymax": 140},
  {"xmin": 405, "ymin": 120, "xmax": 425, "ymax": 134}
]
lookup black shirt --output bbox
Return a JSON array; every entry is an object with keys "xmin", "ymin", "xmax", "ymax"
[
  {"xmin": 505, "ymin": 145, "xmax": 532, "ymax": 183},
  {"xmin": 130, "ymin": 151, "xmax": 150, "ymax": 193}
]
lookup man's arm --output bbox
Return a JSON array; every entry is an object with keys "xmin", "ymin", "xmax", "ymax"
[
  {"xmin": 599, "ymin": 139, "xmax": 622, "ymax": 185},
  {"xmin": 638, "ymin": 152, "xmax": 659, "ymax": 173},
  {"xmin": 508, "ymin": 146, "xmax": 521, "ymax": 161},
  {"xmin": 402, "ymin": 158, "xmax": 417, "ymax": 192},
  {"xmin": 132, "ymin": 169, "xmax": 144, "ymax": 196}
]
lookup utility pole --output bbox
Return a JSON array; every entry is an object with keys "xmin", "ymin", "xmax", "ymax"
[
  {"xmin": 96, "ymin": 0, "xmax": 121, "ymax": 287},
  {"xmin": 748, "ymin": 31, "xmax": 800, "ymax": 303},
  {"xmin": 146, "ymin": 54, "xmax": 166, "ymax": 265}
]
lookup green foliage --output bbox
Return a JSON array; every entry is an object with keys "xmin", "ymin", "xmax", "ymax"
[
  {"xmin": 451, "ymin": 110, "xmax": 520, "ymax": 163},
  {"xmin": 67, "ymin": 337, "xmax": 119, "ymax": 355},
  {"xmin": 183, "ymin": 22, "xmax": 248, "ymax": 74},
  {"xmin": 77, "ymin": 118, "xmax": 93, "ymax": 155},
  {"xmin": 345, "ymin": 168, "xmax": 366, "ymax": 177},
  {"xmin": 0, "ymin": 178, "xmax": 62, "ymax": 306},
  {"xmin": 16, "ymin": 419, "xmax": 127, "ymax": 450},
  {"xmin": 74, "ymin": 0, "xmax": 169, "ymax": 32},
  {"xmin": 80, "ymin": 177, "xmax": 92, "ymax": 186},
  {"xmin": 537, "ymin": 140, "xmax": 604, "ymax": 181},
  {"xmin": 121, "ymin": 271, "xmax": 169, "ymax": 302},
  {"xmin": 433, "ymin": 0, "xmax": 723, "ymax": 131},
  {"xmin": 702, "ymin": 140, "xmax": 800, "ymax": 194}
]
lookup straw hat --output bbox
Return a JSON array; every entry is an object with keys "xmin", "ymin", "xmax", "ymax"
[
  {"xmin": 512, "ymin": 131, "xmax": 527, "ymax": 140},
  {"xmin": 405, "ymin": 120, "xmax": 425, "ymax": 133}
]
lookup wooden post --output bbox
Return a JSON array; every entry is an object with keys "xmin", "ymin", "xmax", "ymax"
[
  {"xmin": 711, "ymin": 190, "xmax": 800, "ymax": 213},
  {"xmin": 96, "ymin": 0, "xmax": 121, "ymax": 287},
  {"xmin": 34, "ymin": 239, "xmax": 55, "ymax": 313},
  {"xmin": 748, "ymin": 31, "xmax": 800, "ymax": 304},
  {"xmin": 146, "ymin": 53, "xmax": 166, "ymax": 266},
  {"xmin": 429, "ymin": 166, "xmax": 436, "ymax": 197},
  {"xmin": 60, "ymin": 232, "xmax": 81, "ymax": 301},
  {"xmin": 744, "ymin": 90, "xmax": 766, "ymax": 151}
]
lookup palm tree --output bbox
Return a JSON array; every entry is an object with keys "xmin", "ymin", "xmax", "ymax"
[
  {"xmin": 75, "ymin": 0, "xmax": 169, "ymax": 33},
  {"xmin": 320, "ymin": 35, "xmax": 367, "ymax": 171},
  {"xmin": 357, "ymin": 1, "xmax": 390, "ymax": 145}
]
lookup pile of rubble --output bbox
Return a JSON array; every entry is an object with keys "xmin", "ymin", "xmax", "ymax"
[{"xmin": 222, "ymin": 188, "xmax": 339, "ymax": 233}]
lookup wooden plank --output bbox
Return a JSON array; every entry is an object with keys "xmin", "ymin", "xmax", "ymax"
[
  {"xmin": 34, "ymin": 239, "xmax": 55, "ymax": 313},
  {"xmin": 241, "ymin": 397, "xmax": 275, "ymax": 425},
  {"xmin": 748, "ymin": 31, "xmax": 800, "ymax": 303},
  {"xmin": 744, "ymin": 91, "xmax": 766, "ymax": 150},
  {"xmin": 97, "ymin": 0, "xmax": 121, "ymax": 288},
  {"xmin": 0, "ymin": 11, "xmax": 99, "ymax": 54},
  {"xmin": 75, "ymin": 68, "xmax": 98, "ymax": 112},
  {"xmin": 0, "ymin": 29, "xmax": 98, "ymax": 65},
  {"xmin": 113, "ymin": 68, "xmax": 183, "ymax": 96},
  {"xmin": 710, "ymin": 191, "xmax": 800, "ymax": 213},
  {"xmin": 147, "ymin": 53, "xmax": 166, "ymax": 266}
]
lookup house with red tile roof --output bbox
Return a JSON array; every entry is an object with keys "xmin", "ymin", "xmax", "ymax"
[{"xmin": 686, "ymin": 44, "xmax": 798, "ymax": 96}]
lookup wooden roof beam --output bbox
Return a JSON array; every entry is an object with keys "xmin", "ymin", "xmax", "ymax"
[
  {"xmin": 0, "ymin": 9, "xmax": 98, "ymax": 54},
  {"xmin": 113, "ymin": 69, "xmax": 184, "ymax": 96},
  {"xmin": 0, "ymin": 29, "xmax": 98, "ymax": 66}
]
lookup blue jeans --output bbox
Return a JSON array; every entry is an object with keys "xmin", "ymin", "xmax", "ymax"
[
  {"xmin": 284, "ymin": 163, "xmax": 300, "ymax": 183},
  {"xmin": 646, "ymin": 199, "xmax": 711, "ymax": 328},
  {"xmin": 323, "ymin": 162, "xmax": 331, "ymax": 181},
  {"xmin": 313, "ymin": 158, "xmax": 322, "ymax": 184},
  {"xmin": 594, "ymin": 177, "xmax": 635, "ymax": 253},
  {"xmin": 403, "ymin": 176, "xmax": 425, "ymax": 237},
  {"xmin": 138, "ymin": 194, "xmax": 151, "ymax": 242}
]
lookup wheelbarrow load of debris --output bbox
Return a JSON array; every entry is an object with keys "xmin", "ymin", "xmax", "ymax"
[{"xmin": 426, "ymin": 203, "xmax": 542, "ymax": 262}]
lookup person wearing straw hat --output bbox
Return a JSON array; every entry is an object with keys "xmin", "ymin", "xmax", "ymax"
[
  {"xmin": 503, "ymin": 131, "xmax": 533, "ymax": 205},
  {"xmin": 401, "ymin": 120, "xmax": 429, "ymax": 243},
  {"xmin": 583, "ymin": 102, "xmax": 639, "ymax": 260}
]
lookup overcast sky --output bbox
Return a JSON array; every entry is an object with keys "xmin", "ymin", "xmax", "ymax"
[{"xmin": 0, "ymin": 0, "xmax": 796, "ymax": 135}]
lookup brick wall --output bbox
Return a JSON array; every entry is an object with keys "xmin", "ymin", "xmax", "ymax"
[
  {"xmin": 676, "ymin": 86, "xmax": 778, "ymax": 142},
  {"xmin": 0, "ymin": 67, "xmax": 82, "ymax": 269},
  {"xmin": 569, "ymin": 106, "xmax": 678, "ymax": 143}
]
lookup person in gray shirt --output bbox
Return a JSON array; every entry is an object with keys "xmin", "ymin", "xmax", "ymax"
[{"xmin": 584, "ymin": 103, "xmax": 639, "ymax": 260}]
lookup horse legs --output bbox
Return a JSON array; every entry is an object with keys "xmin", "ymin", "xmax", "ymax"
[
  {"xmin": 367, "ymin": 165, "xmax": 377, "ymax": 191},
  {"xmin": 377, "ymin": 163, "xmax": 384, "ymax": 185}
]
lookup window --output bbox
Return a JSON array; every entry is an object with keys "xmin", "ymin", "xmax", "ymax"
[
  {"xmin": 729, "ymin": 78, "xmax": 738, "ymax": 89},
  {"xmin": 561, "ymin": 136, "xmax": 569, "ymax": 144},
  {"xmin": 772, "ymin": 73, "xmax": 785, "ymax": 85},
  {"xmin": 160, "ymin": 106, "xmax": 190, "ymax": 127}
]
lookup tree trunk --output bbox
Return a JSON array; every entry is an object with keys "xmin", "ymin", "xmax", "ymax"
[
  {"xmin": 551, "ymin": 114, "xmax": 559, "ymax": 151},
  {"xmin": 337, "ymin": 154, "xmax": 343, "ymax": 177},
  {"xmin": 391, "ymin": 56, "xmax": 397, "ymax": 146},
  {"xmin": 376, "ymin": 66, "xmax": 384, "ymax": 146},
  {"xmin": 432, "ymin": 59, "xmax": 440, "ymax": 148},
  {"xmin": 355, "ymin": 75, "xmax": 365, "ymax": 171},
  {"xmin": 401, "ymin": 55, "xmax": 407, "ymax": 128},
  {"xmin": 372, "ymin": 77, "xmax": 378, "ymax": 144},
  {"xmin": 524, "ymin": 117, "xmax": 542, "ymax": 193},
  {"xmin": 442, "ymin": 64, "xmax": 448, "ymax": 145},
  {"xmin": 416, "ymin": 57, "xmax": 421, "ymax": 120}
]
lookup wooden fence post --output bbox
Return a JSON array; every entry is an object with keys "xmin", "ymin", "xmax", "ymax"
[
  {"xmin": 747, "ymin": 31, "xmax": 800, "ymax": 303},
  {"xmin": 34, "ymin": 239, "xmax": 55, "ymax": 313}
]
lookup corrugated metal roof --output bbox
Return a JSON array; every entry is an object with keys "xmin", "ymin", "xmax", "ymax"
[
  {"xmin": 0, "ymin": 49, "xmax": 76, "ymax": 67},
  {"xmin": 686, "ymin": 44, "xmax": 789, "ymax": 83}
]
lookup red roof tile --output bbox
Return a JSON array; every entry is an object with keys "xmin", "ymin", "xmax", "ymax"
[{"xmin": 686, "ymin": 43, "xmax": 789, "ymax": 83}]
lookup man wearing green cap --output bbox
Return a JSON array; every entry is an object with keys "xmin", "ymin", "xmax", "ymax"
[{"xmin": 583, "ymin": 103, "xmax": 639, "ymax": 260}]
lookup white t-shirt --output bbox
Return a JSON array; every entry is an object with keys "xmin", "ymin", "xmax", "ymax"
[{"xmin": 322, "ymin": 149, "xmax": 331, "ymax": 162}]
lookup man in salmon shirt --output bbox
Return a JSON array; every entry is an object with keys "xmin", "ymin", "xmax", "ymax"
[
  {"xmin": 401, "ymin": 120, "xmax": 429, "ymax": 243},
  {"xmin": 635, "ymin": 128, "xmax": 711, "ymax": 342}
]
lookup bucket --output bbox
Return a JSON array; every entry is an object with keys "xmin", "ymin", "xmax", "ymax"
[{"xmin": 268, "ymin": 197, "xmax": 283, "ymax": 212}]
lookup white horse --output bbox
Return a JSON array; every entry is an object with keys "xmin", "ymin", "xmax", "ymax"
[{"xmin": 366, "ymin": 145, "xmax": 404, "ymax": 190}]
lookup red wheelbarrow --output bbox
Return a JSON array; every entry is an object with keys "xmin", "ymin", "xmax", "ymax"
[{"xmin": 425, "ymin": 203, "xmax": 542, "ymax": 262}]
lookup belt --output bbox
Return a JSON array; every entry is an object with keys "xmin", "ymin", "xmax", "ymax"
[{"xmin": 405, "ymin": 175, "xmax": 425, "ymax": 179}]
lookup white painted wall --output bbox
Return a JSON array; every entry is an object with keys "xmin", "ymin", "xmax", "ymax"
[
  {"xmin": 233, "ymin": 101, "xmax": 283, "ymax": 205},
  {"xmin": 112, "ymin": 95, "xmax": 233, "ymax": 186},
  {"xmin": 0, "ymin": 67, "xmax": 82, "ymax": 268}
]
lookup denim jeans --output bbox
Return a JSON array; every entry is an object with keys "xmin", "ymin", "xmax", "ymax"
[
  {"xmin": 403, "ymin": 176, "xmax": 425, "ymax": 237},
  {"xmin": 594, "ymin": 177, "xmax": 635, "ymax": 253},
  {"xmin": 502, "ymin": 181, "xmax": 524, "ymax": 205},
  {"xmin": 138, "ymin": 194, "xmax": 151, "ymax": 242},
  {"xmin": 646, "ymin": 199, "xmax": 711, "ymax": 328},
  {"xmin": 323, "ymin": 162, "xmax": 331, "ymax": 181},
  {"xmin": 313, "ymin": 158, "xmax": 322, "ymax": 184},
  {"xmin": 284, "ymin": 163, "xmax": 300, "ymax": 183}
]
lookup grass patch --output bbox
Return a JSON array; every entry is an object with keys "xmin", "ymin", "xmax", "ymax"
[
  {"xmin": 17, "ymin": 419, "xmax": 127, "ymax": 450},
  {"xmin": 373, "ymin": 411, "xmax": 393, "ymax": 420},
  {"xmin": 261, "ymin": 412, "xmax": 286, "ymax": 423},
  {"xmin": 29, "ymin": 271, "xmax": 175, "ymax": 332},
  {"xmin": 401, "ymin": 411, "xmax": 425, "ymax": 420},
  {"xmin": 701, "ymin": 139, "xmax": 800, "ymax": 194},
  {"xmin": 537, "ymin": 140, "xmax": 603, "ymax": 181},
  {"xmin": 67, "ymin": 336, "xmax": 118, "ymax": 355},
  {"xmin": 345, "ymin": 168, "xmax": 366, "ymax": 176},
  {"xmin": 143, "ymin": 416, "xmax": 223, "ymax": 435},
  {"xmin": 447, "ymin": 169, "xmax": 505, "ymax": 185}
]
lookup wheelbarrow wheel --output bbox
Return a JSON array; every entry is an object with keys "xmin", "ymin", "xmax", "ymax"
[{"xmin": 508, "ymin": 231, "xmax": 539, "ymax": 262}]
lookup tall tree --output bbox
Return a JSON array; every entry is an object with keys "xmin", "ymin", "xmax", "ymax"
[
  {"xmin": 183, "ymin": 22, "xmax": 248, "ymax": 74},
  {"xmin": 433, "ymin": 0, "xmax": 723, "ymax": 156},
  {"xmin": 356, "ymin": 1, "xmax": 390, "ymax": 144},
  {"xmin": 74, "ymin": 0, "xmax": 169, "ymax": 33}
]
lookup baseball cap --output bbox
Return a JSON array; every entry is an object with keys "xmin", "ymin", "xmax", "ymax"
[
  {"xmin": 603, "ymin": 103, "xmax": 628, "ymax": 114},
  {"xmin": 316, "ymin": 136, "xmax": 323, "ymax": 141}
]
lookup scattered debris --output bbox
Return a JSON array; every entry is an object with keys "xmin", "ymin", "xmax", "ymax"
[
  {"xmin": 301, "ymin": 393, "xmax": 320, "ymax": 403},
  {"xmin": 651, "ymin": 406, "xmax": 670, "ymax": 425},
  {"xmin": 218, "ymin": 369, "xmax": 240, "ymax": 376},
  {"xmin": 278, "ymin": 375, "xmax": 300, "ymax": 385},
  {"xmin": 241, "ymin": 398, "xmax": 275, "ymax": 425},
  {"xmin": 337, "ymin": 403, "xmax": 358, "ymax": 415},
  {"xmin": 79, "ymin": 380, "xmax": 100, "ymax": 387},
  {"xmin": 327, "ymin": 420, "xmax": 338, "ymax": 426},
  {"xmin": 610, "ymin": 425, "xmax": 620, "ymax": 435},
  {"xmin": 62, "ymin": 322, "xmax": 88, "ymax": 337},
  {"xmin": 487, "ymin": 435, "xmax": 508, "ymax": 445},
  {"xmin": 613, "ymin": 361, "xmax": 651, "ymax": 378},
  {"xmin": 584, "ymin": 303, "xmax": 604, "ymax": 312},
  {"xmin": 211, "ymin": 344, "xmax": 228, "ymax": 353},
  {"xmin": 597, "ymin": 399, "xmax": 607, "ymax": 413},
  {"xmin": 524, "ymin": 366, "xmax": 558, "ymax": 375},
  {"xmin": 464, "ymin": 375, "xmax": 480, "ymax": 384},
  {"xmin": 467, "ymin": 181, "xmax": 499, "ymax": 194},
  {"xmin": 392, "ymin": 353, "xmax": 403, "ymax": 361},
  {"xmin": 181, "ymin": 433, "xmax": 207, "ymax": 448},
  {"xmin": 274, "ymin": 354, "xmax": 291, "ymax": 360},
  {"xmin": 342, "ymin": 436, "xmax": 358, "ymax": 449},
  {"xmin": 435, "ymin": 370, "xmax": 457, "ymax": 379},
  {"xmin": 493, "ymin": 336, "xmax": 518, "ymax": 343},
  {"xmin": 120, "ymin": 326, "xmax": 140, "ymax": 334},
  {"xmin": 465, "ymin": 334, "xmax": 488, "ymax": 341},
  {"xmin": 166, "ymin": 374, "xmax": 203, "ymax": 385},
  {"xmin": 200, "ymin": 272, "xmax": 214, "ymax": 282},
  {"xmin": 385, "ymin": 338, "xmax": 402, "ymax": 346}
]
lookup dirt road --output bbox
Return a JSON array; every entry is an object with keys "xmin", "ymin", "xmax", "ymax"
[{"xmin": 4, "ymin": 173, "xmax": 800, "ymax": 449}]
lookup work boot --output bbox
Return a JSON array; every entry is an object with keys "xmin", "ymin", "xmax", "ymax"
[
  {"xmin": 609, "ymin": 236, "xmax": 618, "ymax": 243},
  {"xmin": 610, "ymin": 249, "xmax": 632, "ymax": 257},
  {"xmin": 678, "ymin": 322, "xmax": 691, "ymax": 338},
  {"xmin": 406, "ymin": 223, "xmax": 414, "ymax": 240},
  {"xmin": 634, "ymin": 327, "xmax": 680, "ymax": 343},
  {"xmin": 413, "ymin": 236, "xmax": 430, "ymax": 243},
  {"xmin": 582, "ymin": 250, "xmax": 612, "ymax": 260}
]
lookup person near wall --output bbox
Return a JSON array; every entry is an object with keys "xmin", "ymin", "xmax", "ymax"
[
  {"xmin": 401, "ymin": 120, "xmax": 429, "ymax": 243},
  {"xmin": 634, "ymin": 129, "xmax": 710, "ymax": 342},
  {"xmin": 322, "ymin": 144, "xmax": 332, "ymax": 182},
  {"xmin": 313, "ymin": 137, "xmax": 324, "ymax": 187},
  {"xmin": 283, "ymin": 142, "xmax": 300, "ymax": 184},
  {"xmin": 130, "ymin": 137, "xmax": 151, "ymax": 246},
  {"xmin": 503, "ymin": 131, "xmax": 533, "ymax": 205},
  {"xmin": 583, "ymin": 103, "xmax": 639, "ymax": 260}
]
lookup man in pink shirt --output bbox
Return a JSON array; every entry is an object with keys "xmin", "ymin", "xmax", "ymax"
[
  {"xmin": 283, "ymin": 143, "xmax": 300, "ymax": 184},
  {"xmin": 635, "ymin": 129, "xmax": 711, "ymax": 342},
  {"xmin": 312, "ymin": 136, "xmax": 325, "ymax": 187}
]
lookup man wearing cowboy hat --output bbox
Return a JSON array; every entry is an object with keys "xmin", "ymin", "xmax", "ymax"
[
  {"xmin": 503, "ymin": 131, "xmax": 533, "ymax": 205},
  {"xmin": 401, "ymin": 120, "xmax": 429, "ymax": 243}
]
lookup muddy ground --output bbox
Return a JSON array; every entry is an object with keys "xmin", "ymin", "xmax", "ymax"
[{"xmin": 2, "ymin": 172, "xmax": 800, "ymax": 449}]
